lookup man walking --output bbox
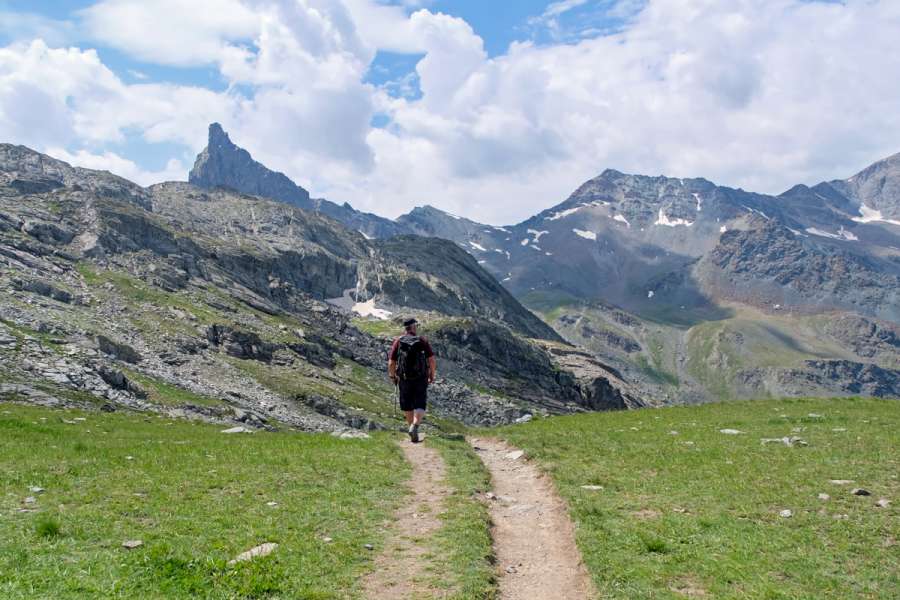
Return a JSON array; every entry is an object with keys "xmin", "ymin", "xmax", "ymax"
[{"xmin": 388, "ymin": 318, "xmax": 436, "ymax": 443}]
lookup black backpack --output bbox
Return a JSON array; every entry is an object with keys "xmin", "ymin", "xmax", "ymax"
[{"xmin": 396, "ymin": 335, "xmax": 428, "ymax": 381}]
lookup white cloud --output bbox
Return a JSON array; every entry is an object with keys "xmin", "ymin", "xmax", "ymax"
[
  {"xmin": 2, "ymin": 0, "xmax": 900, "ymax": 228},
  {"xmin": 47, "ymin": 147, "xmax": 187, "ymax": 186},
  {"xmin": 79, "ymin": 0, "xmax": 259, "ymax": 66}
]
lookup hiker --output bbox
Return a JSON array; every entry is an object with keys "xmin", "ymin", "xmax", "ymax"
[{"xmin": 388, "ymin": 318, "xmax": 436, "ymax": 443}]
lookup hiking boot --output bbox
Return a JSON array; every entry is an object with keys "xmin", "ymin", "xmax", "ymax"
[{"xmin": 409, "ymin": 423, "xmax": 420, "ymax": 443}]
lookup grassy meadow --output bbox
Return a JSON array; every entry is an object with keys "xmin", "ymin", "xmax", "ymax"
[
  {"xmin": 498, "ymin": 397, "xmax": 899, "ymax": 599},
  {"xmin": 0, "ymin": 403, "xmax": 496, "ymax": 599},
  {"xmin": 0, "ymin": 404, "xmax": 410, "ymax": 599}
]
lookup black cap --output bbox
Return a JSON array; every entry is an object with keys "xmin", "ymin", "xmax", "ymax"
[{"xmin": 403, "ymin": 318, "xmax": 418, "ymax": 328}]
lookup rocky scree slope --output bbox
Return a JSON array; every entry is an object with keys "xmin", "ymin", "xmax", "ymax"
[{"xmin": 0, "ymin": 143, "xmax": 633, "ymax": 429}]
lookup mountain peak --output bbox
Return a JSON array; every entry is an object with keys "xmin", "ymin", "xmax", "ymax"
[
  {"xmin": 189, "ymin": 123, "xmax": 311, "ymax": 208},
  {"xmin": 208, "ymin": 122, "xmax": 230, "ymax": 145},
  {"xmin": 829, "ymin": 149, "xmax": 900, "ymax": 218}
]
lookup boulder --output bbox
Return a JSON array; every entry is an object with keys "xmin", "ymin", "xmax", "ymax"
[{"xmin": 96, "ymin": 335, "xmax": 142, "ymax": 364}]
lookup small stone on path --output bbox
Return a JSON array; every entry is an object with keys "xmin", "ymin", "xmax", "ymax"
[
  {"xmin": 28, "ymin": 486, "xmax": 45, "ymax": 494},
  {"xmin": 851, "ymin": 488, "xmax": 871, "ymax": 496},
  {"xmin": 122, "ymin": 540, "xmax": 143, "ymax": 550},
  {"xmin": 779, "ymin": 509, "xmax": 793, "ymax": 518},
  {"xmin": 580, "ymin": 485, "xmax": 604, "ymax": 491},
  {"xmin": 228, "ymin": 542, "xmax": 277, "ymax": 565},
  {"xmin": 719, "ymin": 429, "xmax": 743, "ymax": 435},
  {"xmin": 876, "ymin": 499, "xmax": 890, "ymax": 508},
  {"xmin": 818, "ymin": 493, "xmax": 830, "ymax": 501},
  {"xmin": 505, "ymin": 450, "xmax": 525, "ymax": 460},
  {"xmin": 364, "ymin": 543, "xmax": 374, "ymax": 551},
  {"xmin": 24, "ymin": 497, "xmax": 36, "ymax": 504},
  {"xmin": 829, "ymin": 479, "xmax": 854, "ymax": 485},
  {"xmin": 266, "ymin": 501, "xmax": 278, "ymax": 507}
]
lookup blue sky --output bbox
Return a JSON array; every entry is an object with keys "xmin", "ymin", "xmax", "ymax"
[{"xmin": 0, "ymin": 1, "xmax": 898, "ymax": 224}]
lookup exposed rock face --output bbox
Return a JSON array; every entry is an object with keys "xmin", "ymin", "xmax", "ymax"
[
  {"xmin": 370, "ymin": 236, "xmax": 561, "ymax": 342},
  {"xmin": 823, "ymin": 315, "xmax": 900, "ymax": 367},
  {"xmin": 0, "ymin": 143, "xmax": 150, "ymax": 208},
  {"xmin": 738, "ymin": 360, "xmax": 900, "ymax": 398},
  {"xmin": 827, "ymin": 151, "xmax": 900, "ymax": 219},
  {"xmin": 189, "ymin": 123, "xmax": 312, "ymax": 209},
  {"xmin": 701, "ymin": 222, "xmax": 900, "ymax": 322}
]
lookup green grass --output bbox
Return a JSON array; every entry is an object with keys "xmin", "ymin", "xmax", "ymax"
[
  {"xmin": 498, "ymin": 397, "xmax": 900, "ymax": 599},
  {"xmin": 349, "ymin": 317, "xmax": 399, "ymax": 338},
  {"xmin": 428, "ymin": 436, "xmax": 497, "ymax": 599},
  {"xmin": 0, "ymin": 403, "xmax": 408, "ymax": 599}
]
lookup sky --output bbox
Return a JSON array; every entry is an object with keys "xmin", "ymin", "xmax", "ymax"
[{"xmin": 1, "ymin": 0, "xmax": 899, "ymax": 225}]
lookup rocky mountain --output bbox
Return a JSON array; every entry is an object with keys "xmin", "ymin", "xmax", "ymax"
[
  {"xmin": 1, "ymin": 142, "xmax": 636, "ymax": 432},
  {"xmin": 825, "ymin": 151, "xmax": 900, "ymax": 220},
  {"xmin": 189, "ymin": 123, "xmax": 409, "ymax": 238},
  {"xmin": 180, "ymin": 125, "xmax": 900, "ymax": 403},
  {"xmin": 386, "ymin": 159, "xmax": 900, "ymax": 403}
]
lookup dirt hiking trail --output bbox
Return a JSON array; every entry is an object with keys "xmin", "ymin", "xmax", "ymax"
[
  {"xmin": 472, "ymin": 437, "xmax": 596, "ymax": 600},
  {"xmin": 361, "ymin": 439, "xmax": 452, "ymax": 599}
]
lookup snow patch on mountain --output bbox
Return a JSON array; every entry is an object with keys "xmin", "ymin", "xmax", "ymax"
[
  {"xmin": 743, "ymin": 205, "xmax": 771, "ymax": 220},
  {"xmin": 852, "ymin": 205, "xmax": 900, "ymax": 226},
  {"xmin": 352, "ymin": 298, "xmax": 392, "ymax": 320},
  {"xmin": 527, "ymin": 228, "xmax": 549, "ymax": 243},
  {"xmin": 655, "ymin": 208, "xmax": 694, "ymax": 227},
  {"xmin": 693, "ymin": 193, "xmax": 703, "ymax": 211},
  {"xmin": 469, "ymin": 241, "xmax": 487, "ymax": 252},
  {"xmin": 805, "ymin": 227, "xmax": 858, "ymax": 241},
  {"xmin": 573, "ymin": 229, "xmax": 597, "ymax": 240},
  {"xmin": 545, "ymin": 201, "xmax": 608, "ymax": 221},
  {"xmin": 613, "ymin": 214, "xmax": 631, "ymax": 227}
]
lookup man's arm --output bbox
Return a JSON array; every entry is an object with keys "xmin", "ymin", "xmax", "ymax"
[
  {"xmin": 388, "ymin": 359, "xmax": 398, "ymax": 384},
  {"xmin": 427, "ymin": 355, "xmax": 436, "ymax": 384},
  {"xmin": 388, "ymin": 338, "xmax": 399, "ymax": 385}
]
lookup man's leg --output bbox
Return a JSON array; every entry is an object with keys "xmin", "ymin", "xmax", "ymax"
[
  {"xmin": 404, "ymin": 410, "xmax": 414, "ymax": 425},
  {"xmin": 412, "ymin": 408, "xmax": 425, "ymax": 425}
]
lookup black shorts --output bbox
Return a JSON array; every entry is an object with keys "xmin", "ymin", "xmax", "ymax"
[{"xmin": 398, "ymin": 378, "xmax": 428, "ymax": 411}]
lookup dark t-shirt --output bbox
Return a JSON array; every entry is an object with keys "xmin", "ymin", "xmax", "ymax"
[{"xmin": 389, "ymin": 335, "xmax": 434, "ymax": 361}]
